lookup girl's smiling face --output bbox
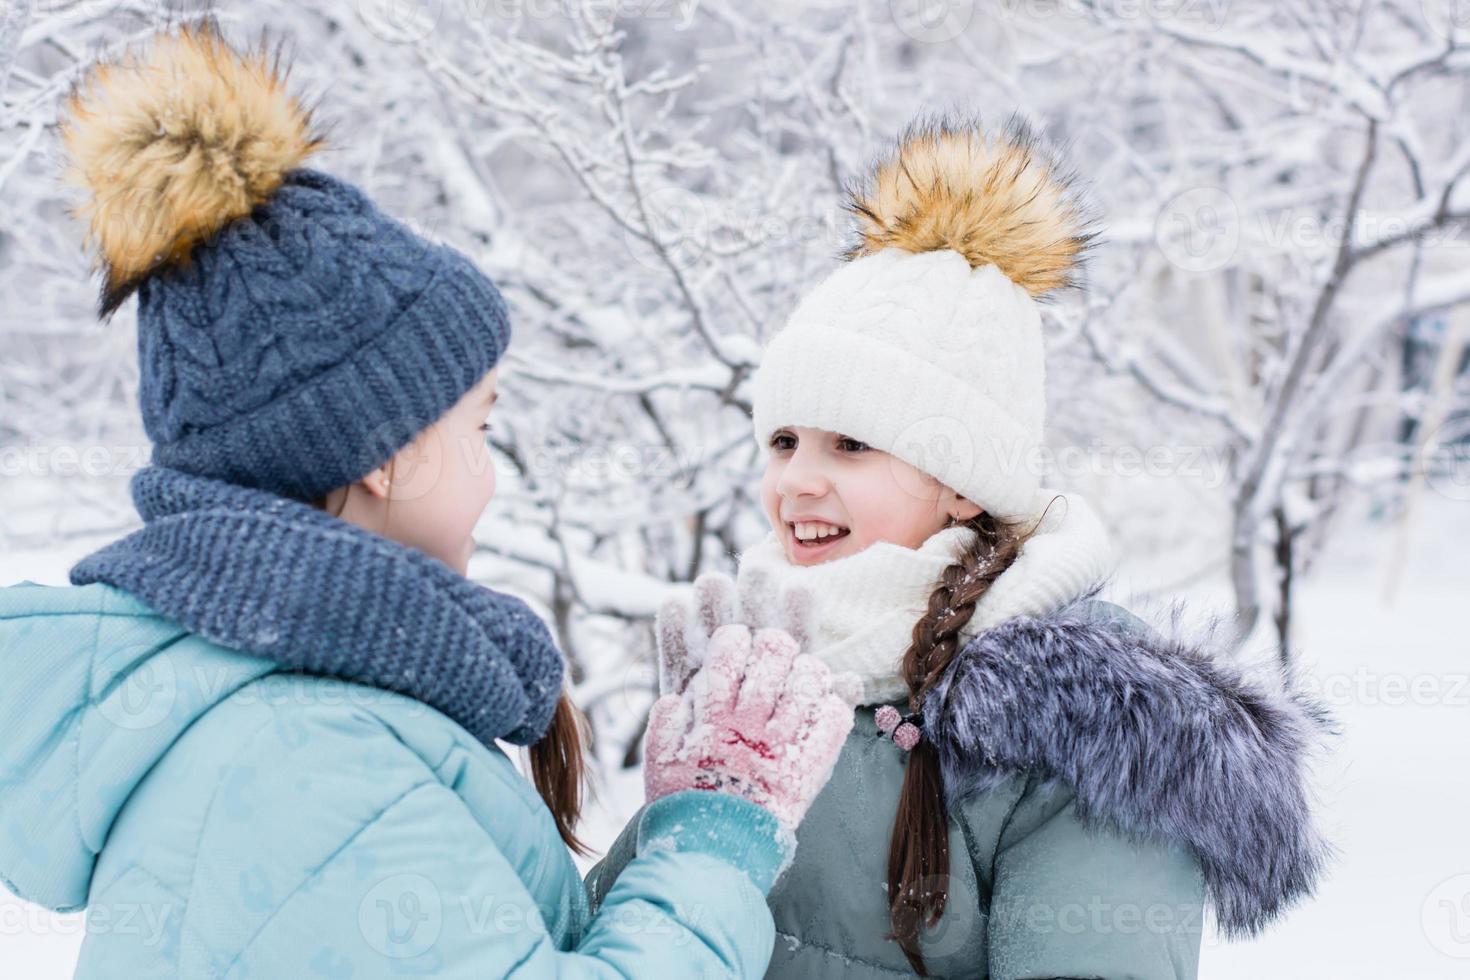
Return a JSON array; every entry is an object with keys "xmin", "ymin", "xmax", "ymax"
[{"xmin": 759, "ymin": 425, "xmax": 982, "ymax": 565}]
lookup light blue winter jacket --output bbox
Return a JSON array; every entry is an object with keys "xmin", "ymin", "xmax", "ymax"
[{"xmin": 0, "ymin": 581, "xmax": 788, "ymax": 978}]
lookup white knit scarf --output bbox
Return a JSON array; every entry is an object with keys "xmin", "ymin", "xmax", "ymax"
[{"xmin": 734, "ymin": 487, "xmax": 1118, "ymax": 704}]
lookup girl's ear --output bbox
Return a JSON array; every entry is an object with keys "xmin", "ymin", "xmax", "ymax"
[
  {"xmin": 359, "ymin": 456, "xmax": 397, "ymax": 501},
  {"xmin": 948, "ymin": 493, "xmax": 983, "ymax": 523}
]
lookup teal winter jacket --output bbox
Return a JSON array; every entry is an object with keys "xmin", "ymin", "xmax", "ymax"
[
  {"xmin": 589, "ymin": 596, "xmax": 1336, "ymax": 979},
  {"xmin": 0, "ymin": 581, "xmax": 788, "ymax": 978}
]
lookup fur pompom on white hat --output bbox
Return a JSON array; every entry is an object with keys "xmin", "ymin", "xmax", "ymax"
[{"xmin": 751, "ymin": 115, "xmax": 1098, "ymax": 520}]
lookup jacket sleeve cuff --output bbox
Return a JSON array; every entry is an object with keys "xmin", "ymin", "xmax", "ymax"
[{"xmin": 636, "ymin": 790, "xmax": 795, "ymax": 894}]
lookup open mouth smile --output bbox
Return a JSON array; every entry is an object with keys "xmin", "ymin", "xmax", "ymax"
[{"xmin": 787, "ymin": 520, "xmax": 851, "ymax": 559}]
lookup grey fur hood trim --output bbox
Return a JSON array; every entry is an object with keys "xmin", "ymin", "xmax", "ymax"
[{"xmin": 923, "ymin": 585, "xmax": 1338, "ymax": 939}]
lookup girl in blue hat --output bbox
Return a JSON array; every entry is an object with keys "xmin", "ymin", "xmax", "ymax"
[{"xmin": 0, "ymin": 24, "xmax": 858, "ymax": 978}]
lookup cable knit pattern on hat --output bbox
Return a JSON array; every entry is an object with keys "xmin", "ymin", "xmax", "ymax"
[
  {"xmin": 70, "ymin": 465, "xmax": 565, "ymax": 747},
  {"xmin": 735, "ymin": 487, "xmax": 1117, "ymax": 703},
  {"xmin": 59, "ymin": 26, "xmax": 511, "ymax": 503},
  {"xmin": 753, "ymin": 249, "xmax": 1045, "ymax": 519},
  {"xmin": 138, "ymin": 168, "xmax": 511, "ymax": 502}
]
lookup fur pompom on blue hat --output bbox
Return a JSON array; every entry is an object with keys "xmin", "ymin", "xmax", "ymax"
[{"xmin": 60, "ymin": 22, "xmax": 510, "ymax": 502}]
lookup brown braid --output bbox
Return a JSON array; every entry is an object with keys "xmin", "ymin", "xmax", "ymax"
[{"xmin": 885, "ymin": 497, "xmax": 1060, "ymax": 975}]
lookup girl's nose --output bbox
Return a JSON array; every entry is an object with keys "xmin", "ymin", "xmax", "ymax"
[{"xmin": 776, "ymin": 446, "xmax": 831, "ymax": 498}]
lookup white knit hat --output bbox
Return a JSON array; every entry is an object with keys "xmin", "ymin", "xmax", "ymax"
[{"xmin": 751, "ymin": 117, "xmax": 1096, "ymax": 520}]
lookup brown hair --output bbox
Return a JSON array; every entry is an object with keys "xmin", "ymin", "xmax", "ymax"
[
  {"xmin": 531, "ymin": 694, "xmax": 592, "ymax": 855},
  {"xmin": 309, "ymin": 458, "xmax": 591, "ymax": 854},
  {"xmin": 886, "ymin": 497, "xmax": 1059, "ymax": 974}
]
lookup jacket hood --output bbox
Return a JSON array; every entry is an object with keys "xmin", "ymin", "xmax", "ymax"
[
  {"xmin": 926, "ymin": 585, "xmax": 1340, "ymax": 939},
  {"xmin": 0, "ymin": 581, "xmax": 277, "ymax": 912}
]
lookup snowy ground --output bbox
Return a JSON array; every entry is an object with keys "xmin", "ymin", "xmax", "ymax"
[{"xmin": 3, "ymin": 496, "xmax": 1468, "ymax": 978}]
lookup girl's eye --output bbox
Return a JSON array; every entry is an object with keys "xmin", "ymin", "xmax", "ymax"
[
  {"xmin": 769, "ymin": 432, "xmax": 795, "ymax": 451},
  {"xmin": 479, "ymin": 423, "xmax": 494, "ymax": 435},
  {"xmin": 839, "ymin": 437, "xmax": 869, "ymax": 452}
]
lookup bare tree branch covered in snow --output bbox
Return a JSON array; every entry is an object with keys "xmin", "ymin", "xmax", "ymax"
[
  {"xmin": 1046, "ymin": 0, "xmax": 1470, "ymax": 658},
  {"xmin": 2, "ymin": 0, "xmax": 1468, "ymax": 769}
]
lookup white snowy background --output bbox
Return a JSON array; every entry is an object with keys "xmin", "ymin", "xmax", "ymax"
[{"xmin": 3, "ymin": 0, "xmax": 1469, "ymax": 976}]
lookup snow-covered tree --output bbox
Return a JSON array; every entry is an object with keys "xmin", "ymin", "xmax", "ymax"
[{"xmin": 3, "ymin": 0, "xmax": 1467, "ymax": 771}]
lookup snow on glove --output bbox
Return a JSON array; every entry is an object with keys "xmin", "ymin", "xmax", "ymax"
[
  {"xmin": 644, "ymin": 621, "xmax": 860, "ymax": 834},
  {"xmin": 656, "ymin": 567, "xmax": 820, "ymax": 697}
]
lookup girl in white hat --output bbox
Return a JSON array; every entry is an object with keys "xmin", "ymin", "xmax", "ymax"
[{"xmin": 591, "ymin": 116, "xmax": 1334, "ymax": 979}]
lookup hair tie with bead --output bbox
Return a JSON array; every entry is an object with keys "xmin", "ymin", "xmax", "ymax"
[{"xmin": 874, "ymin": 704, "xmax": 923, "ymax": 751}]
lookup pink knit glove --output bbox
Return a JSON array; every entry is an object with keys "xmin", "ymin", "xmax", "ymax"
[
  {"xmin": 644, "ymin": 621, "xmax": 860, "ymax": 833},
  {"xmin": 656, "ymin": 567, "xmax": 818, "ymax": 696}
]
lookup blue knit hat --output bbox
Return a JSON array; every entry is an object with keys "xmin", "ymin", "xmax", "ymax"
[{"xmin": 61, "ymin": 24, "xmax": 508, "ymax": 501}]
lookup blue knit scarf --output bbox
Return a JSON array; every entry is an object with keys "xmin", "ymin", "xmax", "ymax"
[{"xmin": 70, "ymin": 465, "xmax": 565, "ymax": 747}]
